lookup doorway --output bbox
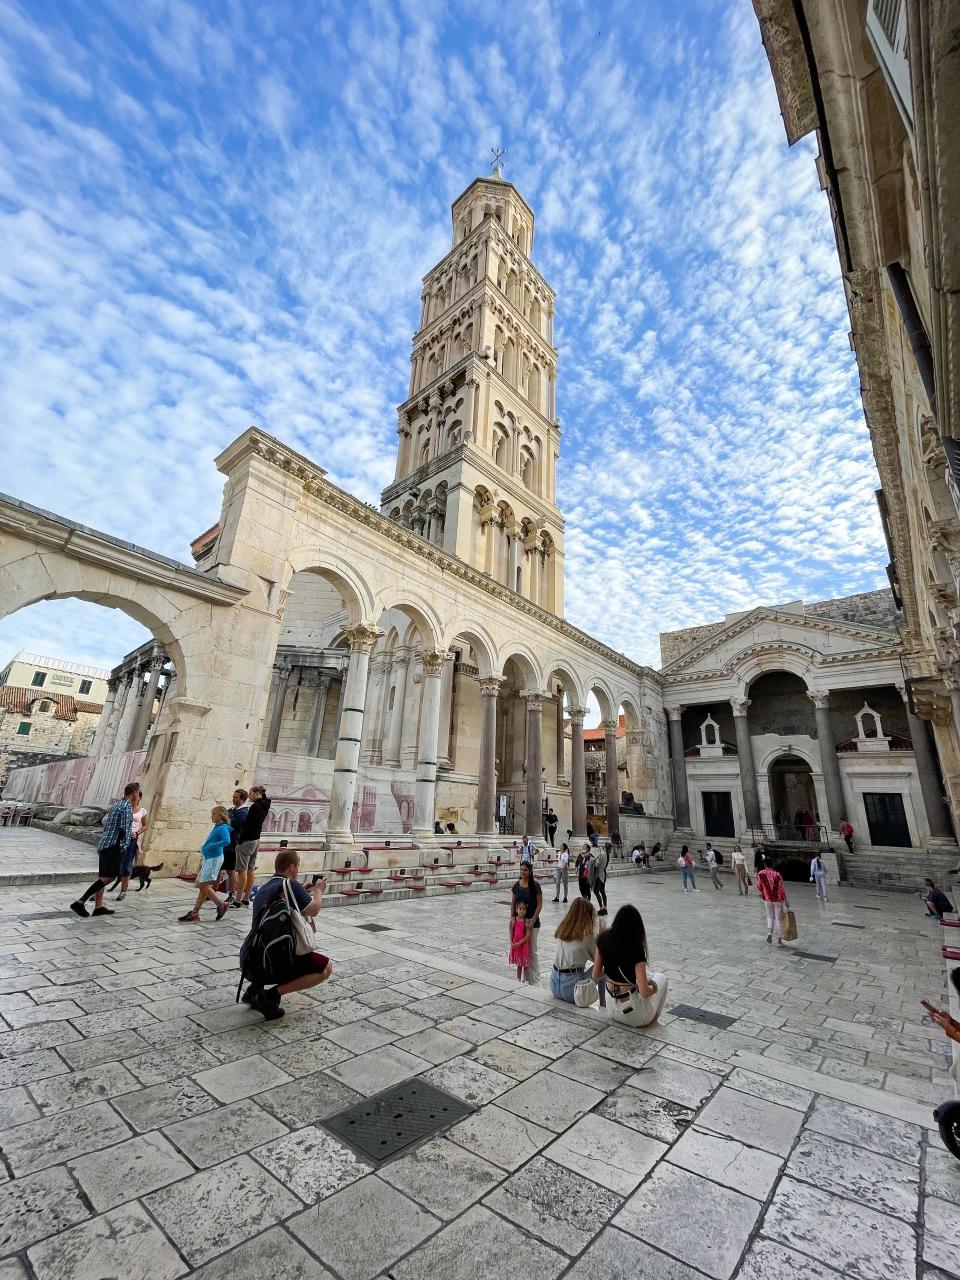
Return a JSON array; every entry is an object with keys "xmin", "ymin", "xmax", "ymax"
[
  {"xmin": 768, "ymin": 755, "xmax": 819, "ymax": 839},
  {"xmin": 702, "ymin": 791, "xmax": 735, "ymax": 837},
  {"xmin": 863, "ymin": 792, "xmax": 912, "ymax": 847}
]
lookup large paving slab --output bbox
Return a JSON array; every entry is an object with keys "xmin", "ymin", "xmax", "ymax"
[{"xmin": 0, "ymin": 835, "xmax": 952, "ymax": 1278}]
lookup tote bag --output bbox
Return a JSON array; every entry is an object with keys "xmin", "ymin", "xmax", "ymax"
[{"xmin": 283, "ymin": 877, "xmax": 317, "ymax": 955}]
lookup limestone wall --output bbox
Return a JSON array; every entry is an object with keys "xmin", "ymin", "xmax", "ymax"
[{"xmin": 804, "ymin": 589, "xmax": 900, "ymax": 630}]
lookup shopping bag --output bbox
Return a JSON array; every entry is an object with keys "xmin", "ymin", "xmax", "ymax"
[{"xmin": 780, "ymin": 908, "xmax": 798, "ymax": 942}]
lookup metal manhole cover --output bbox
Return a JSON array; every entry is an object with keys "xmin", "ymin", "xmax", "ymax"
[
  {"xmin": 324, "ymin": 1079, "xmax": 473, "ymax": 1164},
  {"xmin": 356, "ymin": 923, "xmax": 392, "ymax": 933},
  {"xmin": 789, "ymin": 950, "xmax": 837, "ymax": 963},
  {"xmin": 668, "ymin": 1004, "xmax": 736, "ymax": 1030}
]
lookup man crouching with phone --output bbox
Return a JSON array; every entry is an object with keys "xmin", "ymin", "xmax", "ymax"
[{"xmin": 241, "ymin": 849, "xmax": 330, "ymax": 1020}]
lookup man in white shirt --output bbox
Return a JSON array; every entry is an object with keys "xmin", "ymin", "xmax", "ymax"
[
  {"xmin": 518, "ymin": 835, "xmax": 536, "ymax": 865},
  {"xmin": 552, "ymin": 844, "xmax": 570, "ymax": 902}
]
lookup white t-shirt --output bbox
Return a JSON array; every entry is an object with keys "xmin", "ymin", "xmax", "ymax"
[
  {"xmin": 557, "ymin": 849, "xmax": 570, "ymax": 868},
  {"xmin": 131, "ymin": 807, "xmax": 147, "ymax": 837},
  {"xmin": 731, "ymin": 849, "xmax": 745, "ymax": 866},
  {"xmin": 706, "ymin": 849, "xmax": 717, "ymax": 867}
]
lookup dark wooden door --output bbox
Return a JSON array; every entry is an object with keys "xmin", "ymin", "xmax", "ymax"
[
  {"xmin": 702, "ymin": 791, "xmax": 735, "ymax": 838},
  {"xmin": 863, "ymin": 792, "xmax": 911, "ymax": 847}
]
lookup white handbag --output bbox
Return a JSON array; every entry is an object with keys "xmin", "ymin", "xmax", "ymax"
[
  {"xmin": 574, "ymin": 979, "xmax": 600, "ymax": 1007},
  {"xmin": 283, "ymin": 878, "xmax": 316, "ymax": 955}
]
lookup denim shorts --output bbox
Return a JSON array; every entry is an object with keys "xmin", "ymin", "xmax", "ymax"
[{"xmin": 119, "ymin": 837, "xmax": 139, "ymax": 877}]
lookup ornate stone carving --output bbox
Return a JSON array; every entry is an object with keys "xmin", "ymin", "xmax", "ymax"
[
  {"xmin": 419, "ymin": 649, "xmax": 446, "ymax": 677},
  {"xmin": 666, "ymin": 706, "xmax": 684, "ymax": 721},
  {"xmin": 601, "ymin": 718, "xmax": 619, "ymax": 734},
  {"xmin": 730, "ymin": 696, "xmax": 751, "ymax": 717},
  {"xmin": 479, "ymin": 677, "xmax": 503, "ymax": 697},
  {"xmin": 524, "ymin": 692, "xmax": 544, "ymax": 713},
  {"xmin": 567, "ymin": 705, "xmax": 587, "ymax": 724},
  {"xmin": 342, "ymin": 624, "xmax": 382, "ymax": 654},
  {"xmin": 807, "ymin": 691, "xmax": 830, "ymax": 710}
]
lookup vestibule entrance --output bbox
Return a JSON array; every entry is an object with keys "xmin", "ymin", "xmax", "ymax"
[
  {"xmin": 702, "ymin": 791, "xmax": 735, "ymax": 837},
  {"xmin": 768, "ymin": 754, "xmax": 819, "ymax": 839}
]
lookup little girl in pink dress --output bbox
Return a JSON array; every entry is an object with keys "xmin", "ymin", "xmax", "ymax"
[{"xmin": 509, "ymin": 901, "xmax": 532, "ymax": 981}]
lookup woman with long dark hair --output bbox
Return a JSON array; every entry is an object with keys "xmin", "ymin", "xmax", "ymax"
[
  {"xmin": 591, "ymin": 903, "xmax": 668, "ymax": 1027},
  {"xmin": 510, "ymin": 861, "xmax": 543, "ymax": 984}
]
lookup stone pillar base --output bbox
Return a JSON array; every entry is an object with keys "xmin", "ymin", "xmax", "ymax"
[{"xmin": 325, "ymin": 828, "xmax": 355, "ymax": 848}]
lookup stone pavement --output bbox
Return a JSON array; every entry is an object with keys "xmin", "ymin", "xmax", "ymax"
[
  {"xmin": 0, "ymin": 828, "xmax": 97, "ymax": 885},
  {"xmin": 1, "ymin": 831, "xmax": 960, "ymax": 1280}
]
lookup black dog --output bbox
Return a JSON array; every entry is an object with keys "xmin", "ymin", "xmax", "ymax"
[{"xmin": 106, "ymin": 863, "xmax": 164, "ymax": 892}]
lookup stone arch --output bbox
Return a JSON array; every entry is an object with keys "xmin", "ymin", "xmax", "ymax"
[
  {"xmin": 0, "ymin": 547, "xmax": 192, "ymax": 699},
  {"xmin": 372, "ymin": 592, "xmax": 442, "ymax": 651},
  {"xmin": 755, "ymin": 741, "xmax": 820, "ymax": 775},
  {"xmin": 617, "ymin": 692, "xmax": 643, "ymax": 731},
  {"xmin": 440, "ymin": 621, "xmax": 497, "ymax": 678},
  {"xmin": 542, "ymin": 660, "xmax": 586, "ymax": 709},
  {"xmin": 496, "ymin": 646, "xmax": 543, "ymax": 691},
  {"xmin": 587, "ymin": 679, "xmax": 616, "ymax": 722},
  {"xmin": 284, "ymin": 545, "xmax": 375, "ymax": 628},
  {"xmin": 732, "ymin": 646, "xmax": 819, "ymax": 693}
]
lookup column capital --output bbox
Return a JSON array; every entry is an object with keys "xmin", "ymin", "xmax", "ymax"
[
  {"xmin": 567, "ymin": 705, "xmax": 587, "ymax": 725},
  {"xmin": 392, "ymin": 653, "xmax": 411, "ymax": 671},
  {"xmin": 419, "ymin": 649, "xmax": 447, "ymax": 677},
  {"xmin": 479, "ymin": 677, "xmax": 503, "ymax": 697},
  {"xmin": 523, "ymin": 691, "xmax": 545, "ymax": 713},
  {"xmin": 343, "ymin": 624, "xmax": 382, "ymax": 654},
  {"xmin": 601, "ymin": 718, "xmax": 619, "ymax": 734},
  {"xmin": 730, "ymin": 697, "xmax": 751, "ymax": 717},
  {"xmin": 807, "ymin": 690, "xmax": 830, "ymax": 710},
  {"xmin": 667, "ymin": 706, "xmax": 684, "ymax": 722}
]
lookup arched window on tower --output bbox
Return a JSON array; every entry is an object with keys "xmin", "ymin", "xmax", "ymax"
[
  {"xmin": 528, "ymin": 364, "xmax": 542, "ymax": 412},
  {"xmin": 529, "ymin": 298, "xmax": 542, "ymax": 333},
  {"xmin": 503, "ymin": 338, "xmax": 517, "ymax": 384},
  {"xmin": 520, "ymin": 446, "xmax": 535, "ymax": 490}
]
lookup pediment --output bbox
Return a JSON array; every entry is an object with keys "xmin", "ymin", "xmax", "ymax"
[{"xmin": 660, "ymin": 607, "xmax": 900, "ymax": 682}]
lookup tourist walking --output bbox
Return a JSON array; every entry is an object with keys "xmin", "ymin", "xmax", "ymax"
[
  {"xmin": 70, "ymin": 781, "xmax": 139, "ymax": 918},
  {"xmin": 545, "ymin": 807, "xmax": 558, "ymax": 847},
  {"xmin": 611, "ymin": 830, "xmax": 623, "ymax": 860},
  {"xmin": 552, "ymin": 842, "xmax": 570, "ymax": 902},
  {"xmin": 592, "ymin": 904, "xmax": 668, "ymax": 1027},
  {"xmin": 809, "ymin": 854, "xmax": 828, "ymax": 902},
  {"xmin": 223, "ymin": 788, "xmax": 249, "ymax": 903},
  {"xmin": 586, "ymin": 819, "xmax": 599, "ymax": 847},
  {"xmin": 179, "ymin": 807, "xmax": 231, "ymax": 922},
  {"xmin": 234, "ymin": 784, "xmax": 271, "ymax": 907},
  {"xmin": 677, "ymin": 845, "xmax": 697, "ymax": 892},
  {"xmin": 576, "ymin": 846, "xmax": 592, "ymax": 900},
  {"xmin": 115, "ymin": 787, "xmax": 146, "ymax": 901},
  {"xmin": 592, "ymin": 842, "xmax": 610, "ymax": 915},
  {"xmin": 510, "ymin": 861, "xmax": 543, "ymax": 983},
  {"xmin": 239, "ymin": 849, "xmax": 331, "ymax": 1019},
  {"xmin": 509, "ymin": 900, "xmax": 533, "ymax": 981},
  {"xmin": 518, "ymin": 833, "xmax": 536, "ymax": 865},
  {"xmin": 732, "ymin": 844, "xmax": 749, "ymax": 895},
  {"xmin": 706, "ymin": 845, "xmax": 723, "ymax": 890},
  {"xmin": 756, "ymin": 856, "xmax": 789, "ymax": 946},
  {"xmin": 549, "ymin": 898, "xmax": 598, "ymax": 1003},
  {"xmin": 840, "ymin": 818, "xmax": 854, "ymax": 852}
]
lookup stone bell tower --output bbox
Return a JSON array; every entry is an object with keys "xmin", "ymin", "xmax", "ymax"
[{"xmin": 380, "ymin": 162, "xmax": 565, "ymax": 615}]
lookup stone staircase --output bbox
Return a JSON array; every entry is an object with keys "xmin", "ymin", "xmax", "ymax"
[
  {"xmin": 256, "ymin": 835, "xmax": 651, "ymax": 908},
  {"xmin": 837, "ymin": 845, "xmax": 960, "ymax": 894}
]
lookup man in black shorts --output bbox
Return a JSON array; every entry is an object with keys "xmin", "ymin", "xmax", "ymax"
[
  {"xmin": 242, "ymin": 849, "xmax": 331, "ymax": 1019},
  {"xmin": 234, "ymin": 784, "xmax": 271, "ymax": 907},
  {"xmin": 224, "ymin": 787, "xmax": 248, "ymax": 904},
  {"xmin": 70, "ymin": 782, "xmax": 139, "ymax": 918}
]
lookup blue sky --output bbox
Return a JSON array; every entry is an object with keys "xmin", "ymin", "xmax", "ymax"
[{"xmin": 0, "ymin": 0, "xmax": 886, "ymax": 674}]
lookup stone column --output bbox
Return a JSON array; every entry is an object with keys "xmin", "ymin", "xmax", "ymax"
[
  {"xmin": 437, "ymin": 652, "xmax": 456, "ymax": 769},
  {"xmin": 668, "ymin": 707, "xmax": 691, "ymax": 828},
  {"xmin": 327, "ymin": 625, "xmax": 381, "ymax": 845},
  {"xmin": 508, "ymin": 533, "xmax": 520, "ymax": 593},
  {"xmin": 306, "ymin": 673, "xmax": 332, "ymax": 757},
  {"xmin": 265, "ymin": 667, "xmax": 290, "ymax": 753},
  {"xmin": 903, "ymin": 694, "xmax": 954, "ymax": 839},
  {"xmin": 128, "ymin": 659, "xmax": 164, "ymax": 753},
  {"xmin": 412, "ymin": 650, "xmax": 446, "ymax": 837},
  {"xmin": 731, "ymin": 696, "xmax": 761, "ymax": 832},
  {"xmin": 603, "ymin": 718, "xmax": 620, "ymax": 836},
  {"xmin": 524, "ymin": 693, "xmax": 544, "ymax": 837},
  {"xmin": 476, "ymin": 678, "xmax": 501, "ymax": 835},
  {"xmin": 115, "ymin": 671, "xmax": 142, "ymax": 756},
  {"xmin": 556, "ymin": 691, "xmax": 567, "ymax": 783},
  {"xmin": 89, "ymin": 679, "xmax": 118, "ymax": 757},
  {"xmin": 383, "ymin": 654, "xmax": 409, "ymax": 766},
  {"xmin": 809, "ymin": 692, "xmax": 844, "ymax": 833},
  {"xmin": 569, "ymin": 706, "xmax": 587, "ymax": 838},
  {"xmin": 102, "ymin": 676, "xmax": 130, "ymax": 755}
]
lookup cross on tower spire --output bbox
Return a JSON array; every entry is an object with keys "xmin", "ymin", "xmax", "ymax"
[{"xmin": 490, "ymin": 146, "xmax": 505, "ymax": 177}]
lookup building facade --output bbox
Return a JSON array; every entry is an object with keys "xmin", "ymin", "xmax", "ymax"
[
  {"xmin": 753, "ymin": 0, "xmax": 960, "ymax": 852},
  {"xmin": 0, "ymin": 652, "xmax": 107, "ymax": 787}
]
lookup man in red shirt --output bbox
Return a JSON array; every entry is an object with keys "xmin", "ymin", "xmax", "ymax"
[{"xmin": 755, "ymin": 856, "xmax": 789, "ymax": 947}]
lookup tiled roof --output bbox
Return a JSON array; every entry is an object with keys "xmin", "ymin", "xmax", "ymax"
[
  {"xmin": 582, "ymin": 714, "xmax": 626, "ymax": 744},
  {"xmin": 0, "ymin": 688, "xmax": 104, "ymax": 721}
]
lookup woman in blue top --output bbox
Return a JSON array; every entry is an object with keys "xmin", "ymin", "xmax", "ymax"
[{"xmin": 178, "ymin": 806, "xmax": 231, "ymax": 923}]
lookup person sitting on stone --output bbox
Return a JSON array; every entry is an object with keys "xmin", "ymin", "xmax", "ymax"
[
  {"xmin": 591, "ymin": 903, "xmax": 667, "ymax": 1027},
  {"xmin": 923, "ymin": 879, "xmax": 954, "ymax": 920}
]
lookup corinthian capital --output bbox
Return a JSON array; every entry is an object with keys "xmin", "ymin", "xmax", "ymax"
[
  {"xmin": 730, "ymin": 697, "xmax": 751, "ymax": 717},
  {"xmin": 807, "ymin": 690, "xmax": 830, "ymax": 710},
  {"xmin": 420, "ymin": 649, "xmax": 447, "ymax": 677},
  {"xmin": 567, "ymin": 705, "xmax": 587, "ymax": 725},
  {"xmin": 343, "ymin": 624, "xmax": 382, "ymax": 654}
]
